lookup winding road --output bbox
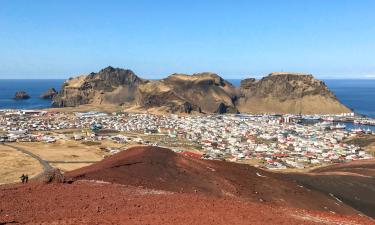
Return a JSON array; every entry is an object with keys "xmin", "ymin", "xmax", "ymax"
[
  {"xmin": 4, "ymin": 143, "xmax": 52, "ymax": 175},
  {"xmin": 3, "ymin": 143, "xmax": 99, "ymax": 179}
]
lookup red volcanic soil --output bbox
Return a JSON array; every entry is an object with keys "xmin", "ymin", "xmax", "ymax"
[
  {"xmin": 1, "ymin": 146, "xmax": 374, "ymax": 224},
  {"xmin": 66, "ymin": 146, "xmax": 360, "ymax": 215},
  {"xmin": 0, "ymin": 181, "xmax": 373, "ymax": 225}
]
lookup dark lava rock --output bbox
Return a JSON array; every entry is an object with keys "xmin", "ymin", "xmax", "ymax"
[
  {"xmin": 178, "ymin": 102, "xmax": 201, "ymax": 114},
  {"xmin": 14, "ymin": 91, "xmax": 30, "ymax": 100},
  {"xmin": 215, "ymin": 103, "xmax": 228, "ymax": 114},
  {"xmin": 40, "ymin": 168, "xmax": 66, "ymax": 183},
  {"xmin": 40, "ymin": 88, "xmax": 58, "ymax": 99}
]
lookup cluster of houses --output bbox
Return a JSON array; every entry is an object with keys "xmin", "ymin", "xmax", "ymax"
[{"xmin": 0, "ymin": 109, "xmax": 373, "ymax": 170}]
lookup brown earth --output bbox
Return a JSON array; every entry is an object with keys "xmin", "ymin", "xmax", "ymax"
[{"xmin": 286, "ymin": 159, "xmax": 375, "ymax": 218}]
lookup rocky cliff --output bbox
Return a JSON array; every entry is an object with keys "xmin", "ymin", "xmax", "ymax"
[
  {"xmin": 137, "ymin": 73, "xmax": 238, "ymax": 113},
  {"xmin": 53, "ymin": 68, "xmax": 351, "ymax": 114},
  {"xmin": 237, "ymin": 72, "xmax": 351, "ymax": 114},
  {"xmin": 53, "ymin": 68, "xmax": 238, "ymax": 114},
  {"xmin": 52, "ymin": 66, "xmax": 144, "ymax": 107}
]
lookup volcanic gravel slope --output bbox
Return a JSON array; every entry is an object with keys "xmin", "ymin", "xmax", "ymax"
[
  {"xmin": 286, "ymin": 159, "xmax": 375, "ymax": 219},
  {"xmin": 1, "ymin": 181, "xmax": 374, "ymax": 225},
  {"xmin": 67, "ymin": 146, "xmax": 361, "ymax": 215},
  {"xmin": 1, "ymin": 146, "xmax": 374, "ymax": 225}
]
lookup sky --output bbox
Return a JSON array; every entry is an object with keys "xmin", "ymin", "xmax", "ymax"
[{"xmin": 0, "ymin": 0, "xmax": 374, "ymax": 79}]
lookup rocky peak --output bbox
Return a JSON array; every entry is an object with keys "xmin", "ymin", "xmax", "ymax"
[
  {"xmin": 240, "ymin": 78, "xmax": 257, "ymax": 89},
  {"xmin": 81, "ymin": 67, "xmax": 143, "ymax": 92},
  {"xmin": 241, "ymin": 72, "xmax": 334, "ymax": 100}
]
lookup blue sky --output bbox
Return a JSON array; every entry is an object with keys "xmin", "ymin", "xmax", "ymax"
[{"xmin": 0, "ymin": 0, "xmax": 374, "ymax": 79}]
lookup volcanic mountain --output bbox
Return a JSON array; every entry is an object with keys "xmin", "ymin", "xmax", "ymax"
[
  {"xmin": 237, "ymin": 72, "xmax": 351, "ymax": 114},
  {"xmin": 52, "ymin": 67, "xmax": 350, "ymax": 114},
  {"xmin": 52, "ymin": 66, "xmax": 144, "ymax": 107},
  {"xmin": 52, "ymin": 67, "xmax": 238, "ymax": 114},
  {"xmin": 1, "ymin": 146, "xmax": 373, "ymax": 224}
]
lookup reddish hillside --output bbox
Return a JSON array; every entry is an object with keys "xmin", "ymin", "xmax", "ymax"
[
  {"xmin": 66, "ymin": 146, "xmax": 361, "ymax": 215},
  {"xmin": 0, "ymin": 181, "xmax": 373, "ymax": 225}
]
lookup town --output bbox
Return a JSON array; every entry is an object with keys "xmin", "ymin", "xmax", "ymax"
[{"xmin": 0, "ymin": 109, "xmax": 373, "ymax": 170}]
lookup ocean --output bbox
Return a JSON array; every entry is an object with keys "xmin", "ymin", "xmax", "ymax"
[
  {"xmin": 0, "ymin": 79, "xmax": 374, "ymax": 119},
  {"xmin": 0, "ymin": 79, "xmax": 64, "ymax": 110}
]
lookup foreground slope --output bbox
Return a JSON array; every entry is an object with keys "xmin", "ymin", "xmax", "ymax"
[
  {"xmin": 286, "ymin": 159, "xmax": 375, "ymax": 218},
  {"xmin": 1, "ymin": 181, "xmax": 373, "ymax": 225},
  {"xmin": 1, "ymin": 146, "xmax": 373, "ymax": 225},
  {"xmin": 67, "ymin": 146, "xmax": 360, "ymax": 215}
]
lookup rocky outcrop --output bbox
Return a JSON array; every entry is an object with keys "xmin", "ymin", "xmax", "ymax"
[
  {"xmin": 52, "ymin": 66, "xmax": 143, "ymax": 107},
  {"xmin": 240, "ymin": 78, "xmax": 256, "ymax": 89},
  {"xmin": 237, "ymin": 72, "xmax": 351, "ymax": 114},
  {"xmin": 40, "ymin": 88, "xmax": 58, "ymax": 99},
  {"xmin": 53, "ymin": 68, "xmax": 238, "ymax": 114},
  {"xmin": 14, "ymin": 91, "xmax": 30, "ymax": 100},
  {"xmin": 53, "ymin": 68, "xmax": 351, "ymax": 114},
  {"xmin": 154, "ymin": 72, "xmax": 238, "ymax": 113}
]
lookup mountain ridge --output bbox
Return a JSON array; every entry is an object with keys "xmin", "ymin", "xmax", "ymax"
[{"xmin": 52, "ymin": 66, "xmax": 351, "ymax": 114}]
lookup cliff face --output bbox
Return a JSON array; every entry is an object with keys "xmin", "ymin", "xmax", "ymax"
[
  {"xmin": 145, "ymin": 73, "xmax": 238, "ymax": 113},
  {"xmin": 53, "ymin": 68, "xmax": 351, "ymax": 114},
  {"xmin": 52, "ymin": 68, "xmax": 238, "ymax": 113},
  {"xmin": 40, "ymin": 88, "xmax": 58, "ymax": 99},
  {"xmin": 52, "ymin": 66, "xmax": 143, "ymax": 107},
  {"xmin": 237, "ymin": 72, "xmax": 351, "ymax": 114}
]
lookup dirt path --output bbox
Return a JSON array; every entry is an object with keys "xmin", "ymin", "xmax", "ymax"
[{"xmin": 4, "ymin": 144, "xmax": 52, "ymax": 177}]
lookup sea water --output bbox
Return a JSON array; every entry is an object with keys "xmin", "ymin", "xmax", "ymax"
[{"xmin": 0, "ymin": 79, "xmax": 64, "ymax": 110}]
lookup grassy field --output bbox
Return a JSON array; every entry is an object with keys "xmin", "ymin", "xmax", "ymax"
[
  {"xmin": 0, "ymin": 145, "xmax": 43, "ymax": 184},
  {"xmin": 8, "ymin": 141, "xmax": 105, "ymax": 162}
]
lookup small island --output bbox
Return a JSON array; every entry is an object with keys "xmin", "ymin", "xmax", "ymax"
[{"xmin": 14, "ymin": 91, "xmax": 30, "ymax": 100}]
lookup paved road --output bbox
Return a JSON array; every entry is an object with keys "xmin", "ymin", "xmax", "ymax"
[{"xmin": 4, "ymin": 143, "xmax": 52, "ymax": 178}]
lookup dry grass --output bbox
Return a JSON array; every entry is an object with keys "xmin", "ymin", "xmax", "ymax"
[
  {"xmin": 7, "ymin": 140, "xmax": 105, "ymax": 162},
  {"xmin": 0, "ymin": 145, "xmax": 43, "ymax": 184},
  {"xmin": 46, "ymin": 104, "xmax": 124, "ymax": 113},
  {"xmin": 237, "ymin": 96, "xmax": 351, "ymax": 114}
]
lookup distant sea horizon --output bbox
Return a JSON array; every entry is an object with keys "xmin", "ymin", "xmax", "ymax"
[{"xmin": 0, "ymin": 78, "xmax": 374, "ymax": 119}]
